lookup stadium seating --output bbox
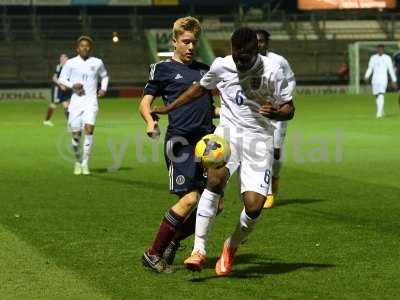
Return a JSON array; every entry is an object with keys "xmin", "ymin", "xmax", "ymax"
[
  {"xmin": 0, "ymin": 9, "xmax": 399, "ymax": 86},
  {"xmin": 9, "ymin": 16, "xmax": 35, "ymax": 41},
  {"xmin": 393, "ymin": 21, "xmax": 400, "ymax": 40},
  {"xmin": 38, "ymin": 15, "xmax": 83, "ymax": 40},
  {"xmin": 321, "ymin": 20, "xmax": 387, "ymax": 40}
]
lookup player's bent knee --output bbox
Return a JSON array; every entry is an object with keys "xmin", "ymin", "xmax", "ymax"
[
  {"xmin": 84, "ymin": 124, "xmax": 95, "ymax": 135},
  {"xmin": 206, "ymin": 177, "xmax": 223, "ymax": 192},
  {"xmin": 174, "ymin": 191, "xmax": 199, "ymax": 215},
  {"xmin": 245, "ymin": 207, "xmax": 262, "ymax": 219},
  {"xmin": 72, "ymin": 132, "xmax": 81, "ymax": 139},
  {"xmin": 243, "ymin": 192, "xmax": 265, "ymax": 218},
  {"xmin": 206, "ymin": 169, "xmax": 229, "ymax": 193}
]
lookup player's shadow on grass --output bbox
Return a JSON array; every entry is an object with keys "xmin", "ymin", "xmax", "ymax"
[
  {"xmin": 189, "ymin": 254, "xmax": 334, "ymax": 282},
  {"xmin": 275, "ymin": 198, "xmax": 325, "ymax": 207},
  {"xmin": 380, "ymin": 112, "xmax": 399, "ymax": 118},
  {"xmin": 90, "ymin": 173, "xmax": 166, "ymax": 191},
  {"xmin": 91, "ymin": 167, "xmax": 134, "ymax": 173}
]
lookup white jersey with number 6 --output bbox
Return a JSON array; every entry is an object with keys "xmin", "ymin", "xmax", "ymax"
[
  {"xmin": 200, "ymin": 54, "xmax": 292, "ymax": 135},
  {"xmin": 199, "ymin": 54, "xmax": 293, "ymax": 196}
]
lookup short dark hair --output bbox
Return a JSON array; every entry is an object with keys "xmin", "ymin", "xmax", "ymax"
[
  {"xmin": 77, "ymin": 35, "xmax": 93, "ymax": 45},
  {"xmin": 255, "ymin": 29, "xmax": 270, "ymax": 40},
  {"xmin": 377, "ymin": 44, "xmax": 385, "ymax": 48},
  {"xmin": 231, "ymin": 27, "xmax": 257, "ymax": 49}
]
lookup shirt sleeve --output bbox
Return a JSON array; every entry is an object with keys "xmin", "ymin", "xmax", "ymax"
[
  {"xmin": 365, "ymin": 56, "xmax": 374, "ymax": 80},
  {"xmin": 98, "ymin": 60, "xmax": 108, "ymax": 78},
  {"xmin": 58, "ymin": 61, "xmax": 73, "ymax": 89},
  {"xmin": 143, "ymin": 63, "xmax": 164, "ymax": 97},
  {"xmin": 54, "ymin": 65, "xmax": 61, "ymax": 76},
  {"xmin": 273, "ymin": 68, "xmax": 292, "ymax": 104},
  {"xmin": 280, "ymin": 57, "xmax": 296, "ymax": 96},
  {"xmin": 280, "ymin": 57, "xmax": 295, "ymax": 80},
  {"xmin": 199, "ymin": 58, "xmax": 223, "ymax": 90}
]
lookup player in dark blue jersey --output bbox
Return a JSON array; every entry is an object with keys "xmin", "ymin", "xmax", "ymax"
[
  {"xmin": 393, "ymin": 50, "xmax": 400, "ymax": 108},
  {"xmin": 43, "ymin": 54, "xmax": 72, "ymax": 127},
  {"xmin": 139, "ymin": 16, "xmax": 220, "ymax": 273}
]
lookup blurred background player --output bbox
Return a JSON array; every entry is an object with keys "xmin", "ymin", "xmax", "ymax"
[
  {"xmin": 139, "ymin": 16, "xmax": 220, "ymax": 273},
  {"xmin": 256, "ymin": 29, "xmax": 296, "ymax": 209},
  {"xmin": 393, "ymin": 49, "xmax": 400, "ymax": 108},
  {"xmin": 153, "ymin": 27, "xmax": 295, "ymax": 276},
  {"xmin": 364, "ymin": 44, "xmax": 397, "ymax": 118},
  {"xmin": 58, "ymin": 36, "xmax": 108, "ymax": 175},
  {"xmin": 43, "ymin": 54, "xmax": 72, "ymax": 127}
]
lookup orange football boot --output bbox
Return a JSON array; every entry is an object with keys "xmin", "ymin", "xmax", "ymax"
[
  {"xmin": 184, "ymin": 250, "xmax": 205, "ymax": 271},
  {"xmin": 215, "ymin": 240, "xmax": 237, "ymax": 276}
]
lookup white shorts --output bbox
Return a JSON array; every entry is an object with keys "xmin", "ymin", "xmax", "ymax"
[
  {"xmin": 214, "ymin": 125, "xmax": 274, "ymax": 196},
  {"xmin": 271, "ymin": 121, "xmax": 288, "ymax": 149},
  {"xmin": 68, "ymin": 106, "xmax": 98, "ymax": 132},
  {"xmin": 372, "ymin": 82, "xmax": 387, "ymax": 95}
]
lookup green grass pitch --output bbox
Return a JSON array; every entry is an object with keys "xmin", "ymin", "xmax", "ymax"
[{"xmin": 0, "ymin": 94, "xmax": 399, "ymax": 299}]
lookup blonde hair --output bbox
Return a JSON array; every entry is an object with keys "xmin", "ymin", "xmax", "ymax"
[{"xmin": 173, "ymin": 16, "xmax": 201, "ymax": 39}]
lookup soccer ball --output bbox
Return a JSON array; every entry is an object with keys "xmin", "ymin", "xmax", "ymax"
[{"xmin": 195, "ymin": 134, "xmax": 231, "ymax": 169}]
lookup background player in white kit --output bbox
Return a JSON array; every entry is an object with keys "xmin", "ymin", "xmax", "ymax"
[
  {"xmin": 153, "ymin": 28, "xmax": 295, "ymax": 276},
  {"xmin": 364, "ymin": 44, "xmax": 397, "ymax": 118},
  {"xmin": 58, "ymin": 36, "xmax": 109, "ymax": 175},
  {"xmin": 256, "ymin": 29, "xmax": 296, "ymax": 209}
]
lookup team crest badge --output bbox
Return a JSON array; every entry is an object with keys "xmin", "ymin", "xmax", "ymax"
[
  {"xmin": 91, "ymin": 66, "xmax": 96, "ymax": 72},
  {"xmin": 176, "ymin": 175, "xmax": 185, "ymax": 185}
]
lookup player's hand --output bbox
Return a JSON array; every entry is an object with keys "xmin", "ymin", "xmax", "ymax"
[
  {"xmin": 151, "ymin": 105, "xmax": 170, "ymax": 115},
  {"xmin": 150, "ymin": 112, "xmax": 160, "ymax": 122},
  {"xmin": 97, "ymin": 89, "xmax": 107, "ymax": 98},
  {"xmin": 146, "ymin": 121, "xmax": 160, "ymax": 140},
  {"xmin": 391, "ymin": 82, "xmax": 398, "ymax": 91},
  {"xmin": 259, "ymin": 102, "xmax": 279, "ymax": 119},
  {"xmin": 60, "ymin": 85, "xmax": 67, "ymax": 91}
]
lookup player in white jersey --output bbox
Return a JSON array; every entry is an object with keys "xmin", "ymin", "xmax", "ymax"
[
  {"xmin": 256, "ymin": 29, "xmax": 296, "ymax": 208},
  {"xmin": 153, "ymin": 28, "xmax": 295, "ymax": 276},
  {"xmin": 364, "ymin": 44, "xmax": 397, "ymax": 118},
  {"xmin": 58, "ymin": 36, "xmax": 109, "ymax": 175}
]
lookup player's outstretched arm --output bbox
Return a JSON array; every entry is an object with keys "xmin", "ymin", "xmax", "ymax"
[
  {"xmin": 97, "ymin": 62, "xmax": 109, "ymax": 98},
  {"xmin": 152, "ymin": 82, "xmax": 206, "ymax": 115},
  {"xmin": 364, "ymin": 56, "xmax": 374, "ymax": 82},
  {"xmin": 139, "ymin": 94, "xmax": 160, "ymax": 139},
  {"xmin": 97, "ymin": 75, "xmax": 109, "ymax": 98},
  {"xmin": 259, "ymin": 101, "xmax": 295, "ymax": 121}
]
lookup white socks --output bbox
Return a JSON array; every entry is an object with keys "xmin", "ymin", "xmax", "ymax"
[
  {"xmin": 71, "ymin": 137, "xmax": 81, "ymax": 162},
  {"xmin": 268, "ymin": 159, "xmax": 282, "ymax": 194},
  {"xmin": 193, "ymin": 189, "xmax": 221, "ymax": 255},
  {"xmin": 376, "ymin": 94, "xmax": 384, "ymax": 118},
  {"xmin": 81, "ymin": 134, "xmax": 93, "ymax": 167},
  {"xmin": 228, "ymin": 208, "xmax": 259, "ymax": 249}
]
